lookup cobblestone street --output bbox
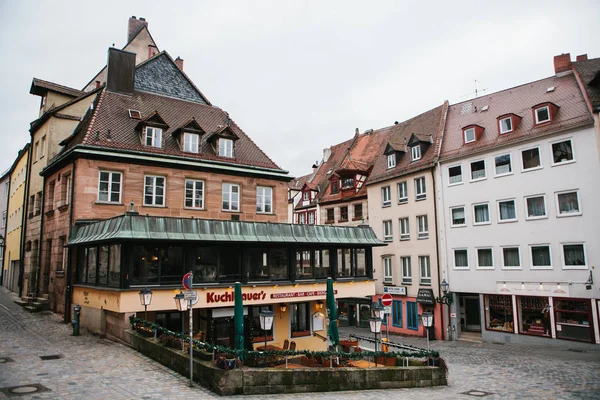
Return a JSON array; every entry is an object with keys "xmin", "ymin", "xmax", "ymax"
[{"xmin": 1, "ymin": 287, "xmax": 599, "ymax": 399}]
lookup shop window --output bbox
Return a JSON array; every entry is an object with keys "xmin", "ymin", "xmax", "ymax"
[
  {"xmin": 407, "ymin": 302, "xmax": 418, "ymax": 330},
  {"xmin": 98, "ymin": 245, "xmax": 109, "ymax": 285},
  {"xmin": 291, "ymin": 302, "xmax": 311, "ymax": 337},
  {"xmin": 392, "ymin": 300, "xmax": 403, "ymax": 328},
  {"xmin": 553, "ymin": 299, "xmax": 593, "ymax": 343},
  {"xmin": 484, "ymin": 295, "xmax": 514, "ymax": 333},
  {"xmin": 518, "ymin": 296, "xmax": 550, "ymax": 337},
  {"xmin": 155, "ymin": 312, "xmax": 183, "ymax": 333},
  {"xmin": 338, "ymin": 301, "xmax": 349, "ymax": 324}
]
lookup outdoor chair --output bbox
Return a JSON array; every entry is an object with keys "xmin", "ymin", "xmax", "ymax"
[
  {"xmin": 289, "ymin": 341, "xmax": 296, "ymax": 351},
  {"xmin": 283, "ymin": 339, "xmax": 289, "ymax": 350}
]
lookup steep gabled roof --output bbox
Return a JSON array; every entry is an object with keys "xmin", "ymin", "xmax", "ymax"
[
  {"xmin": 30, "ymin": 78, "xmax": 85, "ymax": 98},
  {"xmin": 573, "ymin": 57, "xmax": 600, "ymax": 112}
]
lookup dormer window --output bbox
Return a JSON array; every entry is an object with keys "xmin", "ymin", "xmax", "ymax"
[
  {"xmin": 499, "ymin": 117, "xmax": 513, "ymax": 134},
  {"xmin": 342, "ymin": 176, "xmax": 354, "ymax": 190},
  {"xmin": 219, "ymin": 138, "xmax": 233, "ymax": 157},
  {"xmin": 303, "ymin": 191, "xmax": 310, "ymax": 201},
  {"xmin": 183, "ymin": 132, "xmax": 199, "ymax": 153},
  {"xmin": 411, "ymin": 146, "xmax": 421, "ymax": 161},
  {"xmin": 330, "ymin": 179, "xmax": 339, "ymax": 194},
  {"xmin": 387, "ymin": 154, "xmax": 396, "ymax": 169},
  {"xmin": 145, "ymin": 127, "xmax": 162, "ymax": 148},
  {"xmin": 463, "ymin": 127, "xmax": 476, "ymax": 143},
  {"xmin": 535, "ymin": 106, "xmax": 550, "ymax": 124}
]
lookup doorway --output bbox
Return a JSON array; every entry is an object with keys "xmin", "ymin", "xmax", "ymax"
[{"xmin": 462, "ymin": 295, "xmax": 481, "ymax": 332}]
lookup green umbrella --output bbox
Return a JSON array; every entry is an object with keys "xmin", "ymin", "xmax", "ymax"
[
  {"xmin": 233, "ymin": 282, "xmax": 245, "ymax": 355},
  {"xmin": 326, "ymin": 277, "xmax": 340, "ymax": 348}
]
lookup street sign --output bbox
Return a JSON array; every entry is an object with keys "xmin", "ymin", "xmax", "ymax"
[
  {"xmin": 384, "ymin": 306, "xmax": 392, "ymax": 315},
  {"xmin": 183, "ymin": 290, "xmax": 197, "ymax": 301},
  {"xmin": 381, "ymin": 293, "xmax": 393, "ymax": 307},
  {"xmin": 182, "ymin": 272, "xmax": 193, "ymax": 290}
]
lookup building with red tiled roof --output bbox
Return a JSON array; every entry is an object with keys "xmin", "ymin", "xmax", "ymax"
[
  {"xmin": 436, "ymin": 54, "xmax": 600, "ymax": 345},
  {"xmin": 572, "ymin": 54, "xmax": 600, "ymax": 159}
]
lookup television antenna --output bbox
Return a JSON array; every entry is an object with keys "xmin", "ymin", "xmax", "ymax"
[{"xmin": 461, "ymin": 79, "xmax": 487, "ymax": 98}]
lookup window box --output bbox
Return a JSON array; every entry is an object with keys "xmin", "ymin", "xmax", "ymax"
[
  {"xmin": 555, "ymin": 190, "xmax": 581, "ymax": 217},
  {"xmin": 291, "ymin": 330, "xmax": 311, "ymax": 338}
]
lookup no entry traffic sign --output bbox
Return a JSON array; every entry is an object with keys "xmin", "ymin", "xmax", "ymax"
[
  {"xmin": 182, "ymin": 272, "xmax": 193, "ymax": 290},
  {"xmin": 381, "ymin": 293, "xmax": 393, "ymax": 307}
]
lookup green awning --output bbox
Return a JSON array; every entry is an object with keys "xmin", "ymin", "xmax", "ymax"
[{"xmin": 67, "ymin": 213, "xmax": 386, "ymax": 247}]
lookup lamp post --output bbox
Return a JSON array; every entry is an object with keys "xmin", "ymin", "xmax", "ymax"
[
  {"xmin": 174, "ymin": 292, "xmax": 187, "ymax": 351},
  {"xmin": 421, "ymin": 311, "xmax": 433, "ymax": 352},
  {"xmin": 373, "ymin": 303, "xmax": 385, "ymax": 352},
  {"xmin": 138, "ymin": 288, "xmax": 153, "ymax": 320},
  {"xmin": 259, "ymin": 310, "xmax": 274, "ymax": 351},
  {"xmin": 369, "ymin": 316, "xmax": 382, "ymax": 366},
  {"xmin": 435, "ymin": 279, "xmax": 453, "ymax": 305}
]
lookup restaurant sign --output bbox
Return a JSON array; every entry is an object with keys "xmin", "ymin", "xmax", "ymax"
[
  {"xmin": 271, "ymin": 290, "xmax": 337, "ymax": 299},
  {"xmin": 383, "ymin": 286, "xmax": 407, "ymax": 296},
  {"xmin": 207, "ymin": 291, "xmax": 266, "ymax": 304},
  {"xmin": 416, "ymin": 288, "xmax": 435, "ymax": 305}
]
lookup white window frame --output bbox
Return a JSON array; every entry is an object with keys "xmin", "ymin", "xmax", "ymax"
[
  {"xmin": 387, "ymin": 154, "xmax": 396, "ymax": 169},
  {"xmin": 524, "ymin": 194, "xmax": 547, "ymax": 220},
  {"xmin": 448, "ymin": 165, "xmax": 463, "ymax": 186},
  {"xmin": 419, "ymin": 256, "xmax": 431, "ymax": 285},
  {"xmin": 411, "ymin": 145, "xmax": 421, "ymax": 161},
  {"xmin": 397, "ymin": 181, "xmax": 408, "ymax": 204},
  {"xmin": 222, "ymin": 183, "xmax": 240, "ymax": 211},
  {"xmin": 555, "ymin": 189, "xmax": 581, "ymax": 217},
  {"xmin": 416, "ymin": 215, "xmax": 428, "ymax": 239},
  {"xmin": 453, "ymin": 248, "xmax": 469, "ymax": 270},
  {"xmin": 470, "ymin": 159, "xmax": 486, "ymax": 181},
  {"xmin": 529, "ymin": 244, "xmax": 553, "ymax": 270},
  {"xmin": 494, "ymin": 153, "xmax": 513, "ymax": 177},
  {"xmin": 383, "ymin": 256, "xmax": 393, "ymax": 283},
  {"xmin": 549, "ymin": 138, "xmax": 575, "ymax": 166},
  {"xmin": 476, "ymin": 247, "xmax": 494, "ymax": 270},
  {"xmin": 401, "ymin": 256, "xmax": 412, "ymax": 284},
  {"xmin": 383, "ymin": 220, "xmax": 393, "ymax": 242},
  {"xmin": 143, "ymin": 175, "xmax": 166, "ymax": 207},
  {"xmin": 381, "ymin": 186, "xmax": 391, "ymax": 207},
  {"xmin": 463, "ymin": 127, "xmax": 476, "ymax": 143},
  {"xmin": 415, "ymin": 177, "xmax": 426, "ymax": 200},
  {"xmin": 184, "ymin": 179, "xmax": 205, "ymax": 209},
  {"xmin": 183, "ymin": 132, "xmax": 199, "ymax": 153},
  {"xmin": 256, "ymin": 186, "xmax": 273, "ymax": 214},
  {"xmin": 450, "ymin": 206, "xmax": 466, "ymax": 228},
  {"xmin": 497, "ymin": 199, "xmax": 518, "ymax": 223},
  {"xmin": 560, "ymin": 242, "xmax": 587, "ymax": 270},
  {"xmin": 520, "ymin": 146, "xmax": 542, "ymax": 172},
  {"xmin": 472, "ymin": 202, "xmax": 491, "ymax": 226},
  {"xmin": 65, "ymin": 174, "xmax": 72, "ymax": 205},
  {"xmin": 399, "ymin": 217, "xmax": 410, "ymax": 241},
  {"xmin": 219, "ymin": 138, "xmax": 233, "ymax": 157},
  {"xmin": 501, "ymin": 246, "xmax": 521, "ymax": 270},
  {"xmin": 145, "ymin": 127, "xmax": 163, "ymax": 148},
  {"xmin": 499, "ymin": 117, "xmax": 513, "ymax": 134},
  {"xmin": 97, "ymin": 171, "xmax": 122, "ymax": 204},
  {"xmin": 534, "ymin": 105, "xmax": 550, "ymax": 124}
]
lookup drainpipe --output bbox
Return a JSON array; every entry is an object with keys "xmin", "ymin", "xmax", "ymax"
[
  {"xmin": 35, "ymin": 177, "xmax": 45, "ymax": 302},
  {"xmin": 430, "ymin": 167, "xmax": 445, "ymax": 340},
  {"xmin": 64, "ymin": 160, "xmax": 76, "ymax": 323},
  {"xmin": 18, "ymin": 150, "xmax": 31, "ymax": 298}
]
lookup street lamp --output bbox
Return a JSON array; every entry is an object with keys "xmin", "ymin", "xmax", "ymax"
[
  {"xmin": 139, "ymin": 288, "xmax": 153, "ymax": 320},
  {"xmin": 369, "ymin": 316, "xmax": 382, "ymax": 366},
  {"xmin": 259, "ymin": 310, "xmax": 274, "ymax": 351},
  {"xmin": 373, "ymin": 303, "xmax": 385, "ymax": 320},
  {"xmin": 435, "ymin": 279, "xmax": 453, "ymax": 305},
  {"xmin": 174, "ymin": 292, "xmax": 187, "ymax": 351},
  {"xmin": 421, "ymin": 311, "xmax": 433, "ymax": 352}
]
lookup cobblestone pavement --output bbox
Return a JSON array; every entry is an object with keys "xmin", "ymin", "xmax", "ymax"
[{"xmin": 1, "ymin": 287, "xmax": 599, "ymax": 399}]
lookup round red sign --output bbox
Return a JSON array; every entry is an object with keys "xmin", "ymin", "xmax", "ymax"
[
  {"xmin": 381, "ymin": 293, "xmax": 393, "ymax": 307},
  {"xmin": 182, "ymin": 272, "xmax": 193, "ymax": 290}
]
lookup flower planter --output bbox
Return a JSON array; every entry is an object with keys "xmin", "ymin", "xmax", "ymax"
[
  {"xmin": 193, "ymin": 348, "xmax": 213, "ymax": 361},
  {"xmin": 217, "ymin": 358, "xmax": 237, "ymax": 370},
  {"xmin": 376, "ymin": 356, "xmax": 397, "ymax": 366},
  {"xmin": 136, "ymin": 328, "xmax": 154, "ymax": 338}
]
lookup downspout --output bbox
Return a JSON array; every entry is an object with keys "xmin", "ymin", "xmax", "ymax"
[
  {"xmin": 64, "ymin": 160, "xmax": 76, "ymax": 323},
  {"xmin": 18, "ymin": 150, "xmax": 31, "ymax": 298},
  {"xmin": 430, "ymin": 167, "xmax": 443, "ymax": 339},
  {"xmin": 35, "ymin": 177, "xmax": 46, "ymax": 302}
]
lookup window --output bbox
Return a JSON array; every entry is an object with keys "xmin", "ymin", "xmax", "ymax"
[
  {"xmin": 256, "ymin": 186, "xmax": 273, "ymax": 213},
  {"xmin": 342, "ymin": 177, "xmax": 354, "ymax": 190},
  {"xmin": 454, "ymin": 249, "xmax": 468, "ymax": 269},
  {"xmin": 339, "ymin": 206, "xmax": 348, "ymax": 221},
  {"xmin": 451, "ymin": 206, "xmax": 466, "ymax": 227},
  {"xmin": 184, "ymin": 179, "xmax": 204, "ymax": 209},
  {"xmin": 525, "ymin": 195, "xmax": 546, "ymax": 219},
  {"xmin": 556, "ymin": 190, "xmax": 580, "ymax": 216},
  {"xmin": 401, "ymin": 256, "xmax": 412, "ymax": 284},
  {"xmin": 145, "ymin": 127, "xmax": 162, "ymax": 148},
  {"xmin": 330, "ymin": 180, "xmax": 339, "ymax": 194},
  {"xmin": 222, "ymin": 183, "xmax": 240, "ymax": 211},
  {"xmin": 302, "ymin": 191, "xmax": 310, "ymax": 202},
  {"xmin": 387, "ymin": 154, "xmax": 396, "ymax": 169},
  {"xmin": 383, "ymin": 256, "xmax": 393, "ymax": 283},
  {"xmin": 484, "ymin": 295, "xmax": 514, "ymax": 333},
  {"xmin": 407, "ymin": 302, "xmax": 418, "ymax": 330},
  {"xmin": 494, "ymin": 154, "xmax": 512, "ymax": 176},
  {"xmin": 551, "ymin": 139, "xmax": 574, "ymax": 164},
  {"xmin": 411, "ymin": 145, "xmax": 421, "ymax": 161},
  {"xmin": 477, "ymin": 248, "xmax": 493, "ymax": 269},
  {"xmin": 308, "ymin": 211, "xmax": 315, "ymax": 224},
  {"xmin": 219, "ymin": 138, "xmax": 233, "ymax": 157},
  {"xmin": 416, "ymin": 215, "xmax": 428, "ymax": 239},
  {"xmin": 518, "ymin": 296, "xmax": 551, "ymax": 337},
  {"xmin": 383, "ymin": 220, "xmax": 393, "ymax": 241},
  {"xmin": 144, "ymin": 176, "xmax": 165, "ymax": 206},
  {"xmin": 470, "ymin": 160, "xmax": 486, "ymax": 181},
  {"xmin": 562, "ymin": 244, "xmax": 586, "ymax": 269},
  {"xmin": 381, "ymin": 186, "xmax": 391, "ymax": 207},
  {"xmin": 473, "ymin": 203, "xmax": 490, "ymax": 225},
  {"xmin": 59, "ymin": 237, "xmax": 68, "ymax": 272},
  {"xmin": 499, "ymin": 117, "xmax": 513, "ymax": 134},
  {"xmin": 353, "ymin": 204, "xmax": 362, "ymax": 220},
  {"xmin": 399, "ymin": 217, "xmax": 409, "ymax": 240},
  {"xmin": 1, "ymin": 211, "xmax": 5, "ymax": 228},
  {"xmin": 183, "ymin": 132, "xmax": 199, "ymax": 153},
  {"xmin": 326, "ymin": 208, "xmax": 334, "ymax": 223},
  {"xmin": 534, "ymin": 106, "xmax": 550, "ymax": 124},
  {"xmin": 65, "ymin": 174, "xmax": 72, "ymax": 205},
  {"xmin": 415, "ymin": 177, "xmax": 426, "ymax": 200},
  {"xmin": 41, "ymin": 135, "xmax": 47, "ymax": 157},
  {"xmin": 290, "ymin": 302, "xmax": 311, "ymax": 337},
  {"xmin": 98, "ymin": 171, "xmax": 122, "ymax": 203},
  {"xmin": 419, "ymin": 256, "xmax": 431, "ymax": 284},
  {"xmin": 34, "ymin": 141, "xmax": 39, "ymax": 161},
  {"xmin": 449, "ymin": 165, "xmax": 462, "ymax": 185},
  {"xmin": 502, "ymin": 247, "xmax": 521, "ymax": 269},
  {"xmin": 498, "ymin": 199, "xmax": 517, "ymax": 222},
  {"xmin": 521, "ymin": 147, "xmax": 541, "ymax": 171},
  {"xmin": 392, "ymin": 301, "xmax": 403, "ymax": 328},
  {"xmin": 463, "ymin": 127, "xmax": 476, "ymax": 143},
  {"xmin": 530, "ymin": 245, "xmax": 552, "ymax": 269},
  {"xmin": 397, "ymin": 181, "xmax": 408, "ymax": 204},
  {"xmin": 47, "ymin": 181, "xmax": 55, "ymax": 211},
  {"xmin": 298, "ymin": 213, "xmax": 306, "ymax": 224}
]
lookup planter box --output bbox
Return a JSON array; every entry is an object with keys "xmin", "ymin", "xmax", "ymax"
[
  {"xmin": 376, "ymin": 356, "xmax": 397, "ymax": 366},
  {"xmin": 193, "ymin": 348, "xmax": 213, "ymax": 361},
  {"xmin": 136, "ymin": 328, "xmax": 154, "ymax": 338}
]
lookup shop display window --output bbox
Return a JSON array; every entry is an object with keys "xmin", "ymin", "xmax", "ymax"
[
  {"xmin": 484, "ymin": 295, "xmax": 514, "ymax": 333},
  {"xmin": 518, "ymin": 296, "xmax": 550, "ymax": 337},
  {"xmin": 291, "ymin": 302, "xmax": 310, "ymax": 337},
  {"xmin": 553, "ymin": 299, "xmax": 593, "ymax": 343}
]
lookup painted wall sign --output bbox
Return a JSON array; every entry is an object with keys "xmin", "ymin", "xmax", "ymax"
[
  {"xmin": 496, "ymin": 283, "xmax": 570, "ymax": 297},
  {"xmin": 270, "ymin": 290, "xmax": 337, "ymax": 299},
  {"xmin": 416, "ymin": 288, "xmax": 435, "ymax": 305},
  {"xmin": 207, "ymin": 291, "xmax": 266, "ymax": 304},
  {"xmin": 383, "ymin": 286, "xmax": 407, "ymax": 296}
]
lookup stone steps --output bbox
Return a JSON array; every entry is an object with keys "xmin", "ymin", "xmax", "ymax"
[{"xmin": 15, "ymin": 297, "xmax": 50, "ymax": 312}]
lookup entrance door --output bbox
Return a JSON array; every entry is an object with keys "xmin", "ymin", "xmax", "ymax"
[
  {"xmin": 348, "ymin": 304, "xmax": 357, "ymax": 327},
  {"xmin": 465, "ymin": 297, "xmax": 481, "ymax": 331}
]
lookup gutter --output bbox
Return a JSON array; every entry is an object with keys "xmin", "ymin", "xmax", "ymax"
[
  {"xmin": 34, "ymin": 177, "xmax": 46, "ymax": 301},
  {"xmin": 17, "ymin": 151, "xmax": 31, "ymax": 298},
  {"xmin": 64, "ymin": 160, "xmax": 76, "ymax": 323}
]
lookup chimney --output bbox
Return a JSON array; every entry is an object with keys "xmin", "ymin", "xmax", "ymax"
[
  {"xmin": 553, "ymin": 53, "xmax": 572, "ymax": 74},
  {"xmin": 175, "ymin": 56, "xmax": 184, "ymax": 71},
  {"xmin": 576, "ymin": 54, "xmax": 588, "ymax": 62},
  {"xmin": 147, "ymin": 44, "xmax": 158, "ymax": 59},
  {"xmin": 323, "ymin": 148, "xmax": 331, "ymax": 163},
  {"xmin": 128, "ymin": 16, "xmax": 148, "ymax": 42},
  {"xmin": 106, "ymin": 48, "xmax": 136, "ymax": 94},
  {"xmin": 95, "ymin": 80, "xmax": 101, "ymax": 88},
  {"xmin": 312, "ymin": 162, "xmax": 318, "ymax": 173}
]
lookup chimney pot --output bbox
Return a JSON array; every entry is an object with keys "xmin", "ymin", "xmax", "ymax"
[
  {"xmin": 576, "ymin": 54, "xmax": 588, "ymax": 62},
  {"xmin": 95, "ymin": 80, "xmax": 100, "ymax": 88},
  {"xmin": 175, "ymin": 56, "xmax": 184, "ymax": 71},
  {"xmin": 139, "ymin": 17, "xmax": 145, "ymax": 21},
  {"xmin": 553, "ymin": 53, "xmax": 572, "ymax": 74}
]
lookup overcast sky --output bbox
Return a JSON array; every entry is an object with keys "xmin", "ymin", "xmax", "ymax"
[{"xmin": 0, "ymin": 0, "xmax": 598, "ymax": 177}]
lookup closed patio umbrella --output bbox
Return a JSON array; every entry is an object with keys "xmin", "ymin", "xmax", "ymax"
[
  {"xmin": 234, "ymin": 282, "xmax": 245, "ymax": 355},
  {"xmin": 326, "ymin": 277, "xmax": 340, "ymax": 349}
]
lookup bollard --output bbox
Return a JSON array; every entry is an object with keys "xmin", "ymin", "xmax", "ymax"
[{"xmin": 72, "ymin": 304, "xmax": 81, "ymax": 336}]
